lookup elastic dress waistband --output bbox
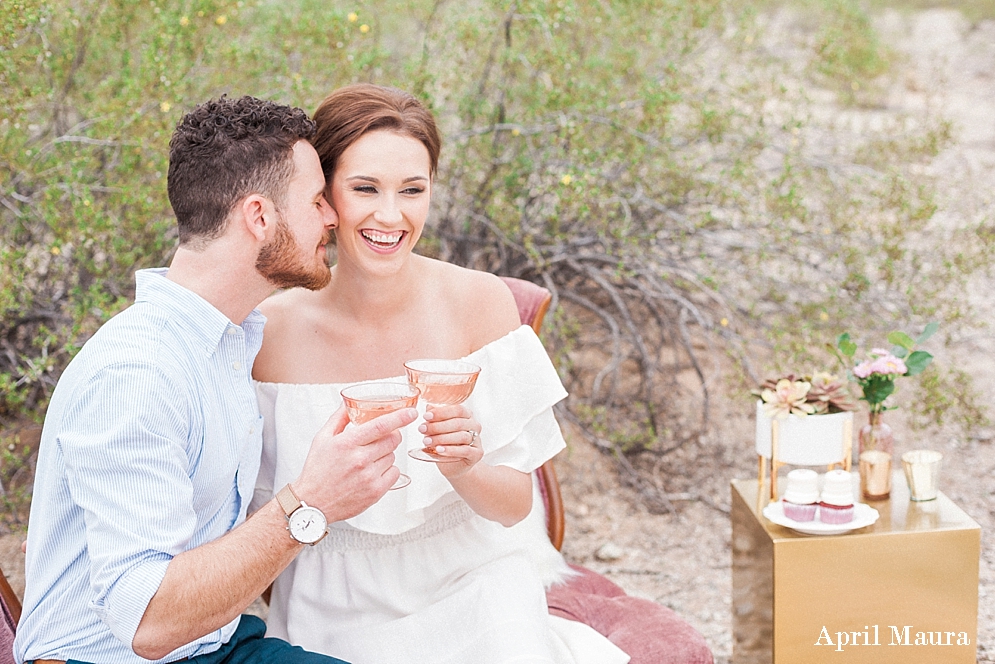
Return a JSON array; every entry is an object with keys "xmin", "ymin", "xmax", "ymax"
[{"xmin": 320, "ymin": 500, "xmax": 476, "ymax": 552}]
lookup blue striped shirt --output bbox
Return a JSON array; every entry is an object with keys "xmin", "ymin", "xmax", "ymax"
[{"xmin": 14, "ymin": 268, "xmax": 266, "ymax": 663}]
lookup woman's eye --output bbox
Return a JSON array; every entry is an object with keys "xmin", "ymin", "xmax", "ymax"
[
  {"xmin": 353, "ymin": 185, "xmax": 377, "ymax": 194},
  {"xmin": 401, "ymin": 187, "xmax": 425, "ymax": 195}
]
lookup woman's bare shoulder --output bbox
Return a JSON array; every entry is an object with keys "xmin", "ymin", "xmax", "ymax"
[
  {"xmin": 427, "ymin": 260, "xmax": 521, "ymax": 346},
  {"xmin": 253, "ymin": 288, "xmax": 324, "ymax": 382},
  {"xmin": 257, "ymin": 287, "xmax": 314, "ymax": 334}
]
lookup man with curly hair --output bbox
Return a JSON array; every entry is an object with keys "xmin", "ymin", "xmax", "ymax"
[{"xmin": 14, "ymin": 96, "xmax": 416, "ymax": 664}]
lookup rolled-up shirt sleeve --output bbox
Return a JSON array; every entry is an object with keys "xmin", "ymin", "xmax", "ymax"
[{"xmin": 59, "ymin": 360, "xmax": 197, "ymax": 648}]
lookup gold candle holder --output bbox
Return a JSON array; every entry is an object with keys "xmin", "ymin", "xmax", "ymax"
[{"xmin": 859, "ymin": 449, "xmax": 891, "ymax": 499}]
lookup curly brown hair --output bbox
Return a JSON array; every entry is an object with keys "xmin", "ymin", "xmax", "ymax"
[
  {"xmin": 167, "ymin": 95, "xmax": 316, "ymax": 246},
  {"xmin": 311, "ymin": 84, "xmax": 441, "ymax": 182}
]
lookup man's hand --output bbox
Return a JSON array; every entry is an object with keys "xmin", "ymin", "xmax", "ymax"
[
  {"xmin": 132, "ymin": 405, "xmax": 416, "ymax": 659},
  {"xmin": 292, "ymin": 405, "xmax": 417, "ymax": 523}
]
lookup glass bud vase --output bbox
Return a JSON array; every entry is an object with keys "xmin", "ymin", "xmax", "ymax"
[{"xmin": 858, "ymin": 411, "xmax": 894, "ymax": 500}]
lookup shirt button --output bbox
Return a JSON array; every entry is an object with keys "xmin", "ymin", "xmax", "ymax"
[
  {"xmin": 232, "ymin": 362, "xmax": 242, "ymax": 371},
  {"xmin": 227, "ymin": 327, "xmax": 238, "ymax": 335}
]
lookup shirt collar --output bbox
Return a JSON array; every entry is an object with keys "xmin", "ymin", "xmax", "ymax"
[{"xmin": 134, "ymin": 268, "xmax": 267, "ymax": 357}]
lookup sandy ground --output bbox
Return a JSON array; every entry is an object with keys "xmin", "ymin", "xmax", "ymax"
[{"xmin": 1, "ymin": 7, "xmax": 993, "ymax": 664}]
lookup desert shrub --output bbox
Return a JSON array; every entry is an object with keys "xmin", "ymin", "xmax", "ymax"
[
  {"xmin": 1, "ymin": 0, "xmax": 232, "ymax": 418},
  {"xmin": 416, "ymin": 0, "xmax": 991, "ymax": 454},
  {"xmin": 811, "ymin": 0, "xmax": 889, "ymax": 99},
  {"xmin": 2, "ymin": 0, "xmax": 992, "ymax": 511}
]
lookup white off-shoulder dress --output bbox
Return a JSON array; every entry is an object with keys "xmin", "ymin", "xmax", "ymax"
[{"xmin": 252, "ymin": 326, "xmax": 629, "ymax": 664}]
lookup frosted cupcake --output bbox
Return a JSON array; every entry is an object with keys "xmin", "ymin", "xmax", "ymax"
[
  {"xmin": 819, "ymin": 469, "xmax": 855, "ymax": 524},
  {"xmin": 782, "ymin": 468, "xmax": 819, "ymax": 522}
]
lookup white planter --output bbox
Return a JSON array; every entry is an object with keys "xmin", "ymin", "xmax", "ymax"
[{"xmin": 754, "ymin": 401, "xmax": 853, "ymax": 466}]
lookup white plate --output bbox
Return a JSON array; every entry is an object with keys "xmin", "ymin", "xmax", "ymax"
[{"xmin": 762, "ymin": 501, "xmax": 880, "ymax": 536}]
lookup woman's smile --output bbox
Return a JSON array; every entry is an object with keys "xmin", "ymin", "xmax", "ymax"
[{"xmin": 359, "ymin": 229, "xmax": 407, "ymax": 252}]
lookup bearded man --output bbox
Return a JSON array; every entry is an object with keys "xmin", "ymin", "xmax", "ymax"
[{"xmin": 14, "ymin": 96, "xmax": 416, "ymax": 664}]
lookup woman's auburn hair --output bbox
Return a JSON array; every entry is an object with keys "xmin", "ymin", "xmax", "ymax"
[{"xmin": 311, "ymin": 83, "xmax": 441, "ymax": 181}]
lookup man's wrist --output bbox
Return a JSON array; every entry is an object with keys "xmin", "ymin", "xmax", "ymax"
[{"xmin": 276, "ymin": 484, "xmax": 328, "ymax": 545}]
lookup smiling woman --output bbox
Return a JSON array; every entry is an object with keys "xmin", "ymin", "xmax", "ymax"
[
  {"xmin": 329, "ymin": 130, "xmax": 431, "ymax": 273},
  {"xmin": 249, "ymin": 84, "xmax": 632, "ymax": 664}
]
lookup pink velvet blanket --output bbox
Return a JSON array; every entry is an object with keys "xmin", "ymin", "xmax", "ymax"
[{"xmin": 547, "ymin": 564, "xmax": 714, "ymax": 664}]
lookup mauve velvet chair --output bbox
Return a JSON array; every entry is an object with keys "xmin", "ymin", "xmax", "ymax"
[
  {"xmin": 499, "ymin": 275, "xmax": 714, "ymax": 664},
  {"xmin": 0, "ymin": 563, "xmax": 18, "ymax": 664}
]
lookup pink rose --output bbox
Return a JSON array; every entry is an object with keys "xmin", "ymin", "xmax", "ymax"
[
  {"xmin": 867, "ymin": 354, "xmax": 907, "ymax": 376},
  {"xmin": 854, "ymin": 354, "xmax": 907, "ymax": 377},
  {"xmin": 853, "ymin": 360, "xmax": 874, "ymax": 378}
]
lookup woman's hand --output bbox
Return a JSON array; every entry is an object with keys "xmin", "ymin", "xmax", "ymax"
[
  {"xmin": 419, "ymin": 404, "xmax": 483, "ymax": 479},
  {"xmin": 419, "ymin": 404, "xmax": 531, "ymax": 526}
]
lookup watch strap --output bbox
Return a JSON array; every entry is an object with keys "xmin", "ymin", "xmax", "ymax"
[{"xmin": 276, "ymin": 484, "xmax": 301, "ymax": 517}]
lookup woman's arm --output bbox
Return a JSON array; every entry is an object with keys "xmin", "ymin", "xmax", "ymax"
[
  {"xmin": 421, "ymin": 270, "xmax": 533, "ymax": 525},
  {"xmin": 420, "ymin": 405, "xmax": 532, "ymax": 526},
  {"xmin": 447, "ymin": 463, "xmax": 532, "ymax": 526}
]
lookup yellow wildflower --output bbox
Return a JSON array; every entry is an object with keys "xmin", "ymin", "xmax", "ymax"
[
  {"xmin": 560, "ymin": 174, "xmax": 572, "ymax": 186},
  {"xmin": 720, "ymin": 318, "xmax": 728, "ymax": 327},
  {"xmin": 360, "ymin": 24, "xmax": 370, "ymax": 33},
  {"xmin": 179, "ymin": 16, "xmax": 189, "ymax": 26},
  {"xmin": 51, "ymin": 246, "xmax": 61, "ymax": 255},
  {"xmin": 216, "ymin": 15, "xmax": 227, "ymax": 25},
  {"xmin": 348, "ymin": 12, "xmax": 358, "ymax": 22},
  {"xmin": 511, "ymin": 128, "xmax": 520, "ymax": 136},
  {"xmin": 820, "ymin": 312, "xmax": 829, "ymax": 321},
  {"xmin": 160, "ymin": 101, "xmax": 171, "ymax": 113}
]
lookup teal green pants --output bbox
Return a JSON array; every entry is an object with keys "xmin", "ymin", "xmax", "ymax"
[{"xmin": 64, "ymin": 616, "xmax": 349, "ymax": 664}]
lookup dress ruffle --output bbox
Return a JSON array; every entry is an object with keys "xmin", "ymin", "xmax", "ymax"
[{"xmin": 253, "ymin": 325, "xmax": 568, "ymax": 535}]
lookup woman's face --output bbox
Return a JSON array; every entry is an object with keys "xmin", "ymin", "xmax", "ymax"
[{"xmin": 329, "ymin": 129, "xmax": 432, "ymax": 276}]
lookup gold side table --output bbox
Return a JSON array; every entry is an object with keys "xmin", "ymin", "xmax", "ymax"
[{"xmin": 731, "ymin": 475, "xmax": 980, "ymax": 664}]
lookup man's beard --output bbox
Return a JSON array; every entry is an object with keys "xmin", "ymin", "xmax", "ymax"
[{"xmin": 255, "ymin": 217, "xmax": 331, "ymax": 291}]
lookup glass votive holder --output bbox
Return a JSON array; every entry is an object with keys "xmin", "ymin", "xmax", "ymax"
[
  {"xmin": 901, "ymin": 449, "xmax": 942, "ymax": 501},
  {"xmin": 859, "ymin": 449, "xmax": 892, "ymax": 500}
]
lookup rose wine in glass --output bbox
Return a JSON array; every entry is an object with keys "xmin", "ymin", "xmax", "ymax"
[
  {"xmin": 339, "ymin": 382, "xmax": 419, "ymax": 489},
  {"xmin": 403, "ymin": 360, "xmax": 481, "ymax": 463}
]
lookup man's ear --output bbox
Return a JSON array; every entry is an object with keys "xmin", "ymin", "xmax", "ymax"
[{"xmin": 238, "ymin": 194, "xmax": 277, "ymax": 242}]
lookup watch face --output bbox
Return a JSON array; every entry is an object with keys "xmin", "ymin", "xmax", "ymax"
[{"xmin": 288, "ymin": 506, "xmax": 327, "ymax": 544}]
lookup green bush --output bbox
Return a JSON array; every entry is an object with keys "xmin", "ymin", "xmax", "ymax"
[{"xmin": 2, "ymin": 1, "xmax": 991, "ymax": 506}]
